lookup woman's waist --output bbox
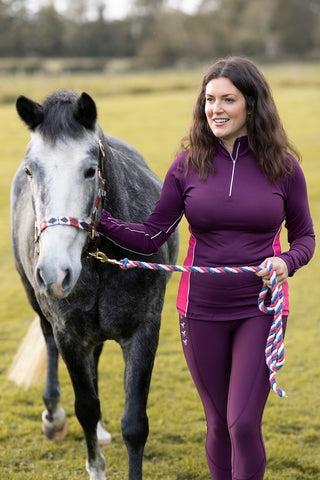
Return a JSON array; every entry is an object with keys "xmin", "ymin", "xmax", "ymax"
[
  {"xmin": 187, "ymin": 231, "xmax": 278, "ymax": 268},
  {"xmin": 188, "ymin": 270, "xmax": 263, "ymax": 292}
]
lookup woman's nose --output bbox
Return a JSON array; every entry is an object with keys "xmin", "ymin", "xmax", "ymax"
[{"xmin": 212, "ymin": 101, "xmax": 223, "ymax": 113}]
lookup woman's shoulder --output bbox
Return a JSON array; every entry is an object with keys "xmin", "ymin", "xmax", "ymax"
[
  {"xmin": 286, "ymin": 153, "xmax": 305, "ymax": 175},
  {"xmin": 167, "ymin": 150, "xmax": 189, "ymax": 176},
  {"xmin": 281, "ymin": 153, "xmax": 307, "ymax": 192},
  {"xmin": 172, "ymin": 149, "xmax": 188, "ymax": 167}
]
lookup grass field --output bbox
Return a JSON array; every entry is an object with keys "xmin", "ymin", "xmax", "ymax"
[{"xmin": 0, "ymin": 64, "xmax": 319, "ymax": 480}]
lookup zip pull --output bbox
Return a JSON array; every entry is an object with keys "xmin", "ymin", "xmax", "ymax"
[{"xmin": 228, "ymin": 141, "xmax": 241, "ymax": 197}]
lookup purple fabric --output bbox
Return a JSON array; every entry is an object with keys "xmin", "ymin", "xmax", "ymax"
[
  {"xmin": 179, "ymin": 314, "xmax": 288, "ymax": 480},
  {"xmin": 98, "ymin": 136, "xmax": 315, "ymax": 320}
]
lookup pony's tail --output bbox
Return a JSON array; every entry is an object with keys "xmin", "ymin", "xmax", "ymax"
[{"xmin": 8, "ymin": 316, "xmax": 47, "ymax": 388}]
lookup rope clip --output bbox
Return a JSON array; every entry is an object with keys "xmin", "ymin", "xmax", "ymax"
[{"xmin": 88, "ymin": 250, "xmax": 121, "ymax": 266}]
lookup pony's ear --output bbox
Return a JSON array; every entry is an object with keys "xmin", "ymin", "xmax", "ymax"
[
  {"xmin": 73, "ymin": 92, "xmax": 97, "ymax": 130},
  {"xmin": 16, "ymin": 96, "xmax": 44, "ymax": 130}
]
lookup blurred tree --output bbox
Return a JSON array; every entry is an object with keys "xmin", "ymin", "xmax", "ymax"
[
  {"xmin": 196, "ymin": 0, "xmax": 319, "ymax": 58},
  {"xmin": 311, "ymin": 1, "xmax": 320, "ymax": 52},
  {"xmin": 0, "ymin": 1, "xmax": 11, "ymax": 55},
  {"xmin": 137, "ymin": 9, "xmax": 191, "ymax": 67},
  {"xmin": 6, "ymin": 0, "xmax": 27, "ymax": 13},
  {"xmin": 234, "ymin": 0, "xmax": 278, "ymax": 57},
  {"xmin": 271, "ymin": 0, "xmax": 319, "ymax": 55},
  {"xmin": 31, "ymin": 4, "xmax": 65, "ymax": 56},
  {"xmin": 197, "ymin": 0, "xmax": 220, "ymax": 13},
  {"xmin": 130, "ymin": 0, "xmax": 168, "ymax": 58},
  {"xmin": 64, "ymin": 0, "xmax": 89, "ymax": 22},
  {"xmin": 133, "ymin": 0, "xmax": 167, "ymax": 15},
  {"xmin": 0, "ymin": 0, "xmax": 31, "ymax": 56},
  {"xmin": 64, "ymin": 18, "xmax": 135, "ymax": 57},
  {"xmin": 196, "ymin": 0, "xmax": 253, "ymax": 57},
  {"xmin": 0, "ymin": 0, "xmax": 319, "ymax": 62}
]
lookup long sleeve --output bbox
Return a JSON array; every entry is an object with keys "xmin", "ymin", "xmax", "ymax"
[
  {"xmin": 97, "ymin": 153, "xmax": 186, "ymax": 255},
  {"xmin": 279, "ymin": 159, "xmax": 315, "ymax": 276}
]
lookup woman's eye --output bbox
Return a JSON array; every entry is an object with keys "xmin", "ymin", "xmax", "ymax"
[
  {"xmin": 225, "ymin": 98, "xmax": 234, "ymax": 103},
  {"xmin": 84, "ymin": 167, "xmax": 96, "ymax": 179},
  {"xmin": 24, "ymin": 166, "xmax": 32, "ymax": 177}
]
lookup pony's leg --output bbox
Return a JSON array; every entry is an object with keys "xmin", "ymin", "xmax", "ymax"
[
  {"xmin": 120, "ymin": 326, "xmax": 159, "ymax": 480},
  {"xmin": 40, "ymin": 316, "xmax": 67, "ymax": 440},
  {"xmin": 93, "ymin": 343, "xmax": 112, "ymax": 446},
  {"xmin": 60, "ymin": 343, "xmax": 105, "ymax": 480},
  {"xmin": 16, "ymin": 272, "xmax": 67, "ymax": 440},
  {"xmin": 13, "ymin": 271, "xmax": 67, "ymax": 438}
]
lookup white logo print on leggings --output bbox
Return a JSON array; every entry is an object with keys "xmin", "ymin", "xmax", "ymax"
[{"xmin": 179, "ymin": 317, "xmax": 188, "ymax": 346}]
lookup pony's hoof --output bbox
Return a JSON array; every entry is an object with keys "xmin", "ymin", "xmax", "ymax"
[
  {"xmin": 41, "ymin": 407, "xmax": 68, "ymax": 441},
  {"xmin": 86, "ymin": 456, "xmax": 106, "ymax": 480},
  {"xmin": 97, "ymin": 420, "xmax": 112, "ymax": 446},
  {"xmin": 51, "ymin": 418, "xmax": 68, "ymax": 440}
]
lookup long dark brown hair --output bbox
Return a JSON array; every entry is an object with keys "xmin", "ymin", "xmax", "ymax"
[{"xmin": 182, "ymin": 56, "xmax": 300, "ymax": 181}]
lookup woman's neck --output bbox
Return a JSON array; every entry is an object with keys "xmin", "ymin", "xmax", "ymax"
[
  {"xmin": 221, "ymin": 139, "xmax": 234, "ymax": 154},
  {"xmin": 220, "ymin": 134, "xmax": 248, "ymax": 155}
]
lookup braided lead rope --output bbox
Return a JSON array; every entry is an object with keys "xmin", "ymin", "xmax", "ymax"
[{"xmin": 116, "ymin": 257, "xmax": 286, "ymax": 397}]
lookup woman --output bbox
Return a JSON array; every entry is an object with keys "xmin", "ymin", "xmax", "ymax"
[{"xmin": 98, "ymin": 57, "xmax": 315, "ymax": 479}]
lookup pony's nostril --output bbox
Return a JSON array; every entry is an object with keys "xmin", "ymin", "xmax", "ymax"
[
  {"xmin": 62, "ymin": 268, "xmax": 72, "ymax": 290},
  {"xmin": 36, "ymin": 267, "xmax": 46, "ymax": 288}
]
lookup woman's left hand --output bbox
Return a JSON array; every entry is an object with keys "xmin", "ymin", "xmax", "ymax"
[{"xmin": 256, "ymin": 257, "xmax": 289, "ymax": 287}]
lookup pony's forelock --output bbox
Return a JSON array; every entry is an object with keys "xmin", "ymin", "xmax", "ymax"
[{"xmin": 38, "ymin": 90, "xmax": 96, "ymax": 143}]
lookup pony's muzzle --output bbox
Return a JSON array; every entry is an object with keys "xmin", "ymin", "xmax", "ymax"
[{"xmin": 36, "ymin": 265, "xmax": 73, "ymax": 299}]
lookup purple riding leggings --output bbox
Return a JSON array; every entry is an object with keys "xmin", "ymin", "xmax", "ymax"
[{"xmin": 179, "ymin": 314, "xmax": 287, "ymax": 480}]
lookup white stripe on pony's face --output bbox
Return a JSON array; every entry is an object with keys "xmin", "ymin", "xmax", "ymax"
[{"xmin": 27, "ymin": 131, "xmax": 99, "ymax": 298}]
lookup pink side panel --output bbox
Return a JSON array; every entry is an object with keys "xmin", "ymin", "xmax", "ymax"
[
  {"xmin": 176, "ymin": 233, "xmax": 196, "ymax": 317},
  {"xmin": 273, "ymin": 226, "xmax": 289, "ymax": 315}
]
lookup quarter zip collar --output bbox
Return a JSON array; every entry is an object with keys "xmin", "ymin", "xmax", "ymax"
[
  {"xmin": 217, "ymin": 136, "xmax": 250, "ymax": 197},
  {"xmin": 218, "ymin": 135, "xmax": 250, "ymax": 159}
]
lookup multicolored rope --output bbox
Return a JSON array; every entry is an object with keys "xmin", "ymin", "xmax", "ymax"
[
  {"xmin": 110, "ymin": 256, "xmax": 286, "ymax": 397},
  {"xmin": 119, "ymin": 259, "xmax": 262, "ymax": 275}
]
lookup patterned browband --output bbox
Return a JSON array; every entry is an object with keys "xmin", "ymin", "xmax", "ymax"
[{"xmin": 34, "ymin": 216, "xmax": 94, "ymax": 243}]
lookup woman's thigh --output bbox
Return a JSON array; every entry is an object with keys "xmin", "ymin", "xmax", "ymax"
[
  {"xmin": 228, "ymin": 315, "xmax": 288, "ymax": 427},
  {"xmin": 179, "ymin": 316, "xmax": 234, "ymax": 420}
]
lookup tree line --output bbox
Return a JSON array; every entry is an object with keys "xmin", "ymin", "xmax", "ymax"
[{"xmin": 0, "ymin": 0, "xmax": 319, "ymax": 68}]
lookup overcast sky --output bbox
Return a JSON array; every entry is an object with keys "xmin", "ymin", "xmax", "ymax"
[{"xmin": 27, "ymin": 0, "xmax": 200, "ymax": 19}]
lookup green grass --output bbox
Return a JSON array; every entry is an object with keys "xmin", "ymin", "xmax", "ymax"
[{"xmin": 0, "ymin": 64, "xmax": 319, "ymax": 479}]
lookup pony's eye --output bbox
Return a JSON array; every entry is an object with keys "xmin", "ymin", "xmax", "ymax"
[
  {"xmin": 24, "ymin": 166, "xmax": 32, "ymax": 177},
  {"xmin": 84, "ymin": 167, "xmax": 96, "ymax": 179}
]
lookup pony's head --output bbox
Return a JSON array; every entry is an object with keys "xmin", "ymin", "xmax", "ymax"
[{"xmin": 16, "ymin": 90, "xmax": 104, "ymax": 299}]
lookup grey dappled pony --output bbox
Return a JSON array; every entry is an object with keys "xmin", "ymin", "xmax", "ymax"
[{"xmin": 11, "ymin": 90, "xmax": 178, "ymax": 480}]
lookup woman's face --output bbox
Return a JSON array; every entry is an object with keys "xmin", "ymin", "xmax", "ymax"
[{"xmin": 204, "ymin": 77, "xmax": 248, "ymax": 147}]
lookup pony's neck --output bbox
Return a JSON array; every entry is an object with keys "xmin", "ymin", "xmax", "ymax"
[{"xmin": 99, "ymin": 135, "xmax": 126, "ymax": 217}]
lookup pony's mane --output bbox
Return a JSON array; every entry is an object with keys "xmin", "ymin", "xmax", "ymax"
[{"xmin": 39, "ymin": 90, "xmax": 88, "ymax": 142}]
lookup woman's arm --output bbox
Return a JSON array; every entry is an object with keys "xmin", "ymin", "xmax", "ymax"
[
  {"xmin": 257, "ymin": 159, "xmax": 315, "ymax": 283},
  {"xmin": 97, "ymin": 154, "xmax": 185, "ymax": 255},
  {"xmin": 278, "ymin": 159, "xmax": 315, "ymax": 276}
]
